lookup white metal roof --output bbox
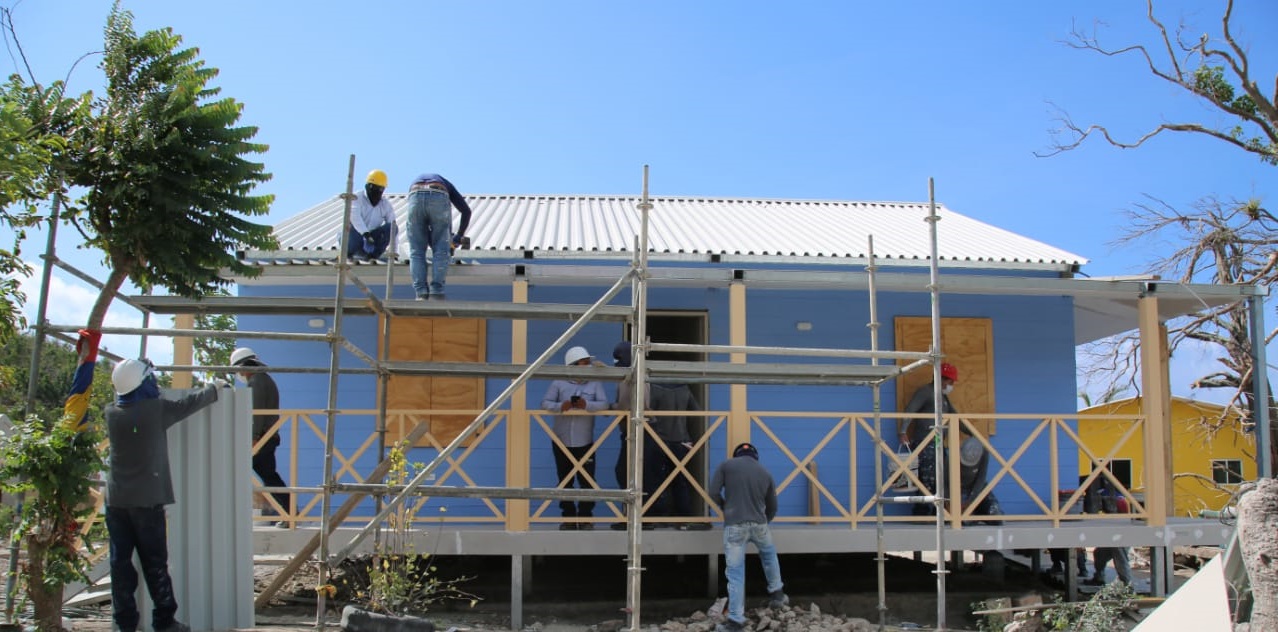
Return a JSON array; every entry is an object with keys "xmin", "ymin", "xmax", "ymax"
[{"xmin": 261, "ymin": 194, "xmax": 1087, "ymax": 271}]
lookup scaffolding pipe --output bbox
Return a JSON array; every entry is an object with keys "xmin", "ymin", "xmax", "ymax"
[
  {"xmin": 7, "ymin": 193, "xmax": 63, "ymax": 620},
  {"xmin": 339, "ymin": 336, "xmax": 380, "ymax": 369},
  {"xmin": 1249, "ymin": 295, "xmax": 1273, "ymax": 478},
  {"xmin": 867, "ymin": 236, "xmax": 889, "ymax": 632},
  {"xmin": 315, "ymin": 154, "xmax": 358, "ymax": 628},
  {"xmin": 373, "ymin": 223, "xmax": 400, "ymax": 554},
  {"xmin": 43, "ymin": 324, "xmax": 330, "ymax": 342},
  {"xmin": 625, "ymin": 166, "xmax": 653, "ymax": 632},
  {"xmin": 647, "ymin": 341, "xmax": 931, "ymax": 361},
  {"xmin": 335, "ymin": 483, "xmax": 630, "ymax": 502},
  {"xmin": 47, "ymin": 255, "xmax": 149, "ymax": 313},
  {"xmin": 329, "ymin": 266, "xmax": 638, "ymax": 565},
  {"xmin": 926, "ymin": 178, "xmax": 948, "ymax": 630}
]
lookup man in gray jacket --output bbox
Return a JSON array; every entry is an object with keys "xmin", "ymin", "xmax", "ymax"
[
  {"xmin": 104, "ymin": 358, "xmax": 222, "ymax": 632},
  {"xmin": 709, "ymin": 443, "xmax": 788, "ymax": 632},
  {"xmin": 649, "ymin": 382, "xmax": 702, "ymax": 527}
]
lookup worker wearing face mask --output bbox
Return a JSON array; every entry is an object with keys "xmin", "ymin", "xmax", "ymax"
[
  {"xmin": 342, "ymin": 169, "xmax": 398, "ymax": 261},
  {"xmin": 896, "ymin": 362, "xmax": 959, "ymax": 516}
]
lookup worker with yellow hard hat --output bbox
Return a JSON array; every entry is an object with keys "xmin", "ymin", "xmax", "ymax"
[{"xmin": 343, "ymin": 169, "xmax": 398, "ymax": 261}]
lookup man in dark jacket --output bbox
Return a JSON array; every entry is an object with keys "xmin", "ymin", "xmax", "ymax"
[
  {"xmin": 709, "ymin": 443, "xmax": 788, "ymax": 632},
  {"xmin": 232, "ymin": 347, "xmax": 290, "ymax": 527},
  {"xmin": 897, "ymin": 362, "xmax": 959, "ymax": 516},
  {"xmin": 649, "ymin": 382, "xmax": 703, "ymax": 527},
  {"xmin": 105, "ymin": 358, "xmax": 222, "ymax": 632}
]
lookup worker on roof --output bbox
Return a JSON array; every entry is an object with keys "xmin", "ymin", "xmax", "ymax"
[
  {"xmin": 344, "ymin": 169, "xmax": 398, "ymax": 262},
  {"xmin": 407, "ymin": 172, "xmax": 473, "ymax": 300}
]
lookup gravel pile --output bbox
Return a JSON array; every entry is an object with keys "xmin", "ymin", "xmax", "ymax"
[{"xmin": 579, "ymin": 602, "xmax": 876, "ymax": 632}]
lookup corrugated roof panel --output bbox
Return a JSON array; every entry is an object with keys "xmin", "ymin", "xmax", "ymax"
[{"xmin": 266, "ymin": 194, "xmax": 1086, "ymax": 268}]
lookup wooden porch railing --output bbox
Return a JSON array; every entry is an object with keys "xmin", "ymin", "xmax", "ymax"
[{"xmin": 250, "ymin": 408, "xmax": 1158, "ymax": 530}]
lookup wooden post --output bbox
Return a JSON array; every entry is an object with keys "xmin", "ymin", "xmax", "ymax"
[
  {"xmin": 506, "ymin": 278, "xmax": 530, "ymax": 530},
  {"xmin": 1138, "ymin": 291, "xmax": 1172, "ymax": 525},
  {"xmin": 729, "ymin": 280, "xmax": 748, "ymax": 451},
  {"xmin": 807, "ymin": 462, "xmax": 820, "ymax": 524},
  {"xmin": 172, "ymin": 314, "xmax": 194, "ymax": 388}
]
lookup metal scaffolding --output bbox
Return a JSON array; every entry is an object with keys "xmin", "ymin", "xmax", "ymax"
[{"xmin": 21, "ymin": 158, "xmax": 955, "ymax": 631}]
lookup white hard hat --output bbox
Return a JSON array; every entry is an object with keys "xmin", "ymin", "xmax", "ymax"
[
  {"xmin": 230, "ymin": 347, "xmax": 259, "ymax": 366},
  {"xmin": 959, "ymin": 436, "xmax": 984, "ymax": 467},
  {"xmin": 564, "ymin": 346, "xmax": 593, "ymax": 365},
  {"xmin": 112, "ymin": 358, "xmax": 154, "ymax": 396}
]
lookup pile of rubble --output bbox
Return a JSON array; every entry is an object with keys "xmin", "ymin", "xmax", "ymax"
[{"xmin": 587, "ymin": 602, "xmax": 876, "ymax": 632}]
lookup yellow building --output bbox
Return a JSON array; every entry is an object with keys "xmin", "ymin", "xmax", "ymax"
[{"xmin": 1078, "ymin": 396, "xmax": 1255, "ymax": 517}]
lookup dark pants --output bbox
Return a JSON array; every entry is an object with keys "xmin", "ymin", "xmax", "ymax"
[
  {"xmin": 553, "ymin": 445, "xmax": 596, "ymax": 517},
  {"xmin": 252, "ymin": 437, "xmax": 289, "ymax": 517},
  {"xmin": 346, "ymin": 223, "xmax": 393, "ymax": 259},
  {"xmin": 913, "ymin": 443, "xmax": 939, "ymax": 516},
  {"xmin": 106, "ymin": 505, "xmax": 179, "ymax": 632},
  {"xmin": 650, "ymin": 439, "xmax": 693, "ymax": 517}
]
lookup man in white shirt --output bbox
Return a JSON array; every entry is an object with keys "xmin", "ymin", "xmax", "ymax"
[{"xmin": 344, "ymin": 169, "xmax": 398, "ymax": 261}]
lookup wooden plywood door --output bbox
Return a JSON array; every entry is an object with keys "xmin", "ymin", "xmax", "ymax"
[
  {"xmin": 895, "ymin": 317, "xmax": 995, "ymax": 436},
  {"xmin": 382, "ymin": 316, "xmax": 486, "ymax": 446}
]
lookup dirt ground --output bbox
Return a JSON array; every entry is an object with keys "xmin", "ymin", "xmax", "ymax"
[{"xmin": 55, "ymin": 550, "xmax": 1126, "ymax": 631}]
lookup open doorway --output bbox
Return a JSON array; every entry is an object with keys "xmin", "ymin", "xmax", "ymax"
[{"xmin": 630, "ymin": 311, "xmax": 709, "ymax": 517}]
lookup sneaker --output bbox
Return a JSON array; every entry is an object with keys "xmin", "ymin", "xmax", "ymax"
[
  {"xmin": 767, "ymin": 589, "xmax": 789, "ymax": 608},
  {"xmin": 414, "ymin": 295, "xmax": 428, "ymax": 301},
  {"xmin": 715, "ymin": 620, "xmax": 745, "ymax": 632},
  {"xmin": 273, "ymin": 521, "xmax": 291, "ymax": 529}
]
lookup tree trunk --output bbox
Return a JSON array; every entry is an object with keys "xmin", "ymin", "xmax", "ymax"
[
  {"xmin": 87, "ymin": 264, "xmax": 131, "ymax": 332},
  {"xmin": 1238, "ymin": 478, "xmax": 1278, "ymax": 629},
  {"xmin": 25, "ymin": 534, "xmax": 65, "ymax": 632}
]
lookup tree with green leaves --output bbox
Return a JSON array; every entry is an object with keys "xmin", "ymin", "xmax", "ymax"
[
  {"xmin": 0, "ymin": 3, "xmax": 277, "ymax": 625},
  {"xmin": 0, "ymin": 73, "xmax": 89, "ymax": 343},
  {"xmin": 64, "ymin": 3, "xmax": 277, "ymax": 332}
]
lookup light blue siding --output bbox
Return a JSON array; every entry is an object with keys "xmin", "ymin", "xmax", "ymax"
[{"xmin": 238, "ymin": 266, "xmax": 1077, "ymax": 520}]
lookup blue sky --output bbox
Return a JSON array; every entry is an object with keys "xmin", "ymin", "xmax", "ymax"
[{"xmin": 3, "ymin": 0, "xmax": 1275, "ymax": 402}]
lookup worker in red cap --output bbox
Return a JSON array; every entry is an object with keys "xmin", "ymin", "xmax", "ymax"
[{"xmin": 897, "ymin": 362, "xmax": 959, "ymax": 516}]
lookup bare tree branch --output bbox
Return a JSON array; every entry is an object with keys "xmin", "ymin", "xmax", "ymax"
[{"xmin": 1040, "ymin": 0, "xmax": 1277, "ymax": 165}]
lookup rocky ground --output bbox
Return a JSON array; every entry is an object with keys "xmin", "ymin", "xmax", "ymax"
[{"xmin": 52, "ymin": 548, "xmax": 1189, "ymax": 631}]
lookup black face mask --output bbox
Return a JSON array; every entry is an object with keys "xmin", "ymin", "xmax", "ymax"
[{"xmin": 365, "ymin": 183, "xmax": 385, "ymax": 206}]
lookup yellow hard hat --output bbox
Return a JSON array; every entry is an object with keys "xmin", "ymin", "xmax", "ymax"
[{"xmin": 366, "ymin": 169, "xmax": 388, "ymax": 188}]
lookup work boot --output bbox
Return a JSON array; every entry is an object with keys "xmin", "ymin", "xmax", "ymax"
[
  {"xmin": 767, "ymin": 589, "xmax": 789, "ymax": 608},
  {"xmin": 154, "ymin": 623, "xmax": 190, "ymax": 632}
]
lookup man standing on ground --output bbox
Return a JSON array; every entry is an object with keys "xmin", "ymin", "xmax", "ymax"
[
  {"xmin": 406, "ymin": 172, "xmax": 473, "ymax": 300},
  {"xmin": 231, "ymin": 347, "xmax": 290, "ymax": 527},
  {"xmin": 344, "ymin": 169, "xmax": 398, "ymax": 261},
  {"xmin": 709, "ymin": 442, "xmax": 788, "ymax": 632},
  {"xmin": 105, "ymin": 358, "xmax": 223, "ymax": 632}
]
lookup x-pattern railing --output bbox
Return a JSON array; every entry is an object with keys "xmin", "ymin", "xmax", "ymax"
[{"xmin": 254, "ymin": 407, "xmax": 1154, "ymax": 528}]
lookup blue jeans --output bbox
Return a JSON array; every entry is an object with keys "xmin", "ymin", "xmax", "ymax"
[
  {"xmin": 106, "ymin": 505, "xmax": 179, "ymax": 632},
  {"xmin": 723, "ymin": 522, "xmax": 784, "ymax": 625},
  {"xmin": 407, "ymin": 189, "xmax": 453, "ymax": 297},
  {"xmin": 345, "ymin": 223, "xmax": 393, "ymax": 259}
]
